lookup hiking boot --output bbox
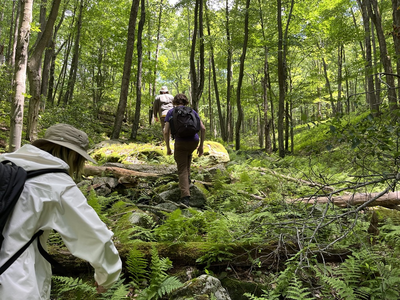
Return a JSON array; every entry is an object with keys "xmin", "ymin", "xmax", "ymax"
[{"xmin": 181, "ymin": 196, "xmax": 190, "ymax": 206}]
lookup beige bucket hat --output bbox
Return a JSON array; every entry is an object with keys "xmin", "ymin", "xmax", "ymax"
[
  {"xmin": 160, "ymin": 86, "xmax": 169, "ymax": 93},
  {"xmin": 32, "ymin": 123, "xmax": 96, "ymax": 163}
]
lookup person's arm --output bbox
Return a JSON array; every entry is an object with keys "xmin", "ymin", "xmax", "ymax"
[
  {"xmin": 51, "ymin": 181, "xmax": 122, "ymax": 289},
  {"xmin": 164, "ymin": 122, "xmax": 172, "ymax": 155},
  {"xmin": 197, "ymin": 120, "xmax": 205, "ymax": 157}
]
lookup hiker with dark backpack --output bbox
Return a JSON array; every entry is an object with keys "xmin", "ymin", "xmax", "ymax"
[
  {"xmin": 0, "ymin": 124, "xmax": 122, "ymax": 299},
  {"xmin": 164, "ymin": 93, "xmax": 206, "ymax": 206}
]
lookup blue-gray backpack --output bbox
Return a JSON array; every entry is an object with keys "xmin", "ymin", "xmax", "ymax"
[
  {"xmin": 0, "ymin": 160, "xmax": 68, "ymax": 275},
  {"xmin": 170, "ymin": 106, "xmax": 200, "ymax": 139}
]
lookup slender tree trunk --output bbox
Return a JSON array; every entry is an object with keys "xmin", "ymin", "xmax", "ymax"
[
  {"xmin": 368, "ymin": 0, "xmax": 398, "ymax": 113},
  {"xmin": 225, "ymin": 0, "xmax": 232, "ymax": 143},
  {"xmin": 42, "ymin": 2, "xmax": 66, "ymax": 108},
  {"xmin": 321, "ymin": 56, "xmax": 336, "ymax": 116},
  {"xmin": 62, "ymin": 0, "xmax": 84, "ymax": 106},
  {"xmin": 205, "ymin": 2, "xmax": 225, "ymax": 140},
  {"xmin": 277, "ymin": 0, "xmax": 285, "ymax": 157},
  {"xmin": 357, "ymin": 0, "xmax": 378, "ymax": 114},
  {"xmin": 258, "ymin": 0, "xmax": 272, "ymax": 153},
  {"xmin": 151, "ymin": 0, "xmax": 163, "ymax": 124},
  {"xmin": 9, "ymin": 0, "xmax": 33, "ymax": 151},
  {"xmin": 391, "ymin": 0, "xmax": 400, "ymax": 91},
  {"xmin": 26, "ymin": 0, "xmax": 61, "ymax": 142},
  {"xmin": 131, "ymin": 0, "xmax": 145, "ymax": 140},
  {"xmin": 337, "ymin": 44, "xmax": 344, "ymax": 114},
  {"xmin": 189, "ymin": 0, "xmax": 204, "ymax": 112},
  {"xmin": 277, "ymin": 0, "xmax": 294, "ymax": 158},
  {"xmin": 235, "ymin": 0, "xmax": 250, "ymax": 151},
  {"xmin": 7, "ymin": 0, "xmax": 17, "ymax": 63},
  {"xmin": 111, "ymin": 0, "xmax": 140, "ymax": 139},
  {"xmin": 9, "ymin": 0, "xmax": 20, "ymax": 67}
]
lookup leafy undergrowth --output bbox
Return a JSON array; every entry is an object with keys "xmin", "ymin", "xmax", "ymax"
[{"xmin": 4, "ymin": 108, "xmax": 400, "ymax": 299}]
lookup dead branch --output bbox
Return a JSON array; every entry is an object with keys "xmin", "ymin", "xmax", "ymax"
[
  {"xmin": 84, "ymin": 165, "xmax": 159, "ymax": 184},
  {"xmin": 294, "ymin": 191, "xmax": 400, "ymax": 209}
]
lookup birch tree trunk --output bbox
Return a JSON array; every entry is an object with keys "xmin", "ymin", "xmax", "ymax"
[
  {"xmin": 9, "ymin": 0, "xmax": 33, "ymax": 152},
  {"xmin": 111, "ymin": 0, "xmax": 140, "ymax": 139}
]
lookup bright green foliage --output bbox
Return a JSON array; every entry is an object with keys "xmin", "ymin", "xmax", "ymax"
[
  {"xmin": 134, "ymin": 246, "xmax": 183, "ymax": 300},
  {"xmin": 51, "ymin": 276, "xmax": 97, "ymax": 300},
  {"xmin": 126, "ymin": 246, "xmax": 148, "ymax": 287}
]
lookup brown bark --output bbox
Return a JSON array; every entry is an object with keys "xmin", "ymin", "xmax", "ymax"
[
  {"xmin": 131, "ymin": 0, "xmax": 145, "ymax": 140},
  {"xmin": 234, "ymin": 0, "xmax": 250, "ymax": 150},
  {"xmin": 26, "ymin": 0, "xmax": 61, "ymax": 142},
  {"xmin": 189, "ymin": 0, "xmax": 205, "ymax": 112},
  {"xmin": 111, "ymin": 0, "xmax": 140, "ymax": 140}
]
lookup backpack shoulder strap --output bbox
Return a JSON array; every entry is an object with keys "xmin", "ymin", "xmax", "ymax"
[{"xmin": 27, "ymin": 168, "xmax": 69, "ymax": 179}]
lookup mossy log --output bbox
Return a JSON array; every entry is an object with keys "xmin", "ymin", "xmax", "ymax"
[
  {"xmin": 48, "ymin": 241, "xmax": 351, "ymax": 276},
  {"xmin": 83, "ymin": 165, "xmax": 159, "ymax": 184},
  {"xmin": 294, "ymin": 191, "xmax": 400, "ymax": 209}
]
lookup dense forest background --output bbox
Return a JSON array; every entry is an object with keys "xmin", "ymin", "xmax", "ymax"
[
  {"xmin": 2, "ymin": 0, "xmax": 400, "ymax": 299},
  {"xmin": 2, "ymin": 0, "xmax": 400, "ymax": 153}
]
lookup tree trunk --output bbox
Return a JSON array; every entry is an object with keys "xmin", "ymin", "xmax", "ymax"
[
  {"xmin": 225, "ymin": 0, "xmax": 232, "ymax": 143},
  {"xmin": 357, "ymin": 0, "xmax": 378, "ymax": 114},
  {"xmin": 321, "ymin": 56, "xmax": 336, "ymax": 116},
  {"xmin": 62, "ymin": 0, "xmax": 84, "ymax": 106},
  {"xmin": 234, "ymin": 0, "xmax": 250, "ymax": 151},
  {"xmin": 189, "ymin": 0, "xmax": 205, "ymax": 112},
  {"xmin": 150, "ymin": 0, "xmax": 163, "ymax": 124},
  {"xmin": 111, "ymin": 0, "xmax": 140, "ymax": 140},
  {"xmin": 9, "ymin": 0, "xmax": 33, "ymax": 151},
  {"xmin": 368, "ymin": 0, "xmax": 398, "ymax": 113},
  {"xmin": 205, "ymin": 3, "xmax": 225, "ymax": 141},
  {"xmin": 7, "ymin": 0, "xmax": 17, "ymax": 65},
  {"xmin": 131, "ymin": 0, "xmax": 145, "ymax": 140},
  {"xmin": 26, "ymin": 0, "xmax": 61, "ymax": 142},
  {"xmin": 277, "ymin": 0, "xmax": 285, "ymax": 158},
  {"xmin": 391, "ymin": 0, "xmax": 400, "ymax": 91}
]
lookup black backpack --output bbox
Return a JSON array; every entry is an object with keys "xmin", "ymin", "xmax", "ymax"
[
  {"xmin": 0, "ymin": 160, "xmax": 68, "ymax": 275},
  {"xmin": 170, "ymin": 106, "xmax": 200, "ymax": 139}
]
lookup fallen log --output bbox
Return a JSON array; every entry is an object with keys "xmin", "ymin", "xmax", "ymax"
[
  {"xmin": 83, "ymin": 165, "xmax": 159, "ymax": 184},
  {"xmin": 294, "ymin": 191, "xmax": 400, "ymax": 209}
]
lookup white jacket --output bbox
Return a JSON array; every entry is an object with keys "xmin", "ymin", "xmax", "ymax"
[{"xmin": 0, "ymin": 145, "xmax": 122, "ymax": 299}]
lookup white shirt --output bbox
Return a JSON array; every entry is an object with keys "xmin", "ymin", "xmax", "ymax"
[{"xmin": 0, "ymin": 145, "xmax": 122, "ymax": 299}]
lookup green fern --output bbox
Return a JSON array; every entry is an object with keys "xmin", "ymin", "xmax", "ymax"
[
  {"xmin": 286, "ymin": 277, "xmax": 314, "ymax": 300},
  {"xmin": 51, "ymin": 276, "xmax": 96, "ymax": 300},
  {"xmin": 135, "ymin": 246, "xmax": 183, "ymax": 300},
  {"xmin": 97, "ymin": 277, "xmax": 129, "ymax": 300},
  {"xmin": 126, "ymin": 246, "xmax": 149, "ymax": 286}
]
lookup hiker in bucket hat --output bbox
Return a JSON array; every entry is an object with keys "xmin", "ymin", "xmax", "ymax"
[
  {"xmin": 153, "ymin": 85, "xmax": 174, "ymax": 132},
  {"xmin": 0, "ymin": 124, "xmax": 121, "ymax": 298}
]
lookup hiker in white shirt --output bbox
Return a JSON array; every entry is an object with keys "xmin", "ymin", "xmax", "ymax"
[{"xmin": 0, "ymin": 124, "xmax": 122, "ymax": 299}]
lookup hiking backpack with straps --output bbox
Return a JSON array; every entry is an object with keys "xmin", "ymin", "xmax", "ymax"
[
  {"xmin": 170, "ymin": 106, "xmax": 200, "ymax": 139},
  {"xmin": 0, "ymin": 160, "xmax": 69, "ymax": 275}
]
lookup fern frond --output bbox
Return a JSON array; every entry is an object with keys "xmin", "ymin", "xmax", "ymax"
[
  {"xmin": 98, "ymin": 277, "xmax": 129, "ymax": 300},
  {"xmin": 286, "ymin": 277, "xmax": 314, "ymax": 300},
  {"xmin": 126, "ymin": 246, "xmax": 148, "ymax": 286},
  {"xmin": 157, "ymin": 276, "xmax": 184, "ymax": 298}
]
